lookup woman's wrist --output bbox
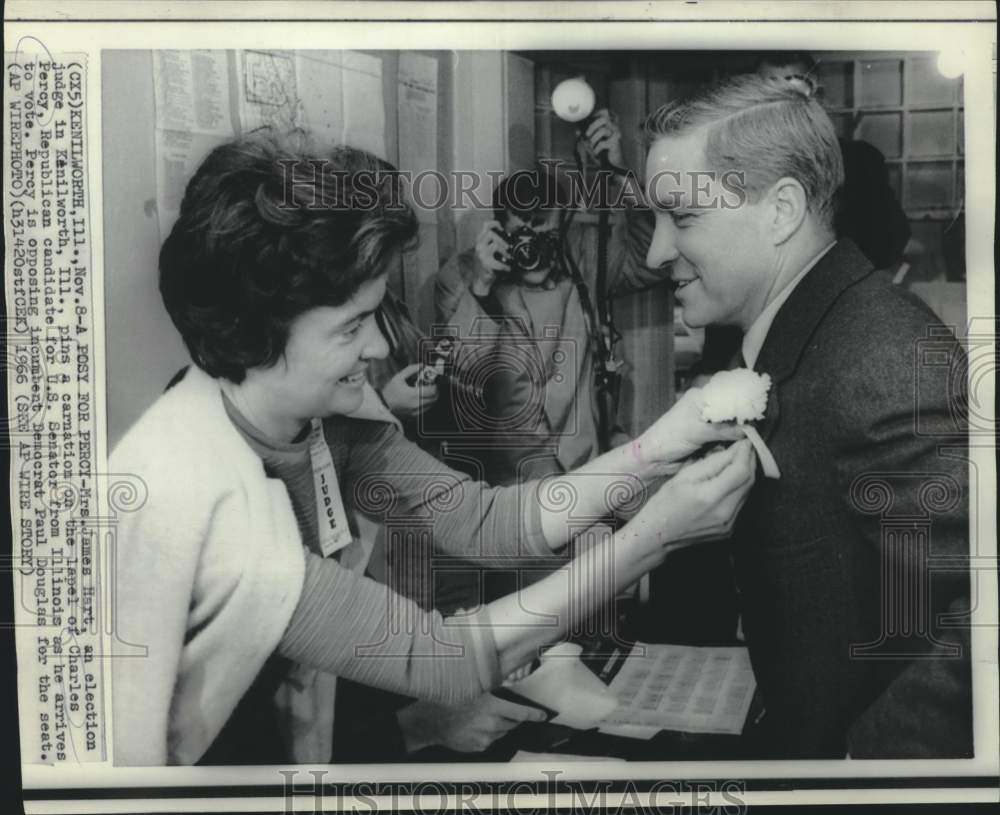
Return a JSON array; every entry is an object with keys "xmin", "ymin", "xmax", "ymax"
[
  {"xmin": 606, "ymin": 436, "xmax": 663, "ymax": 492},
  {"xmin": 630, "ymin": 425, "xmax": 691, "ymax": 478},
  {"xmin": 615, "ymin": 518, "xmax": 672, "ymax": 572}
]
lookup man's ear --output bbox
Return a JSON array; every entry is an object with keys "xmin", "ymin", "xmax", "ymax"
[{"xmin": 766, "ymin": 177, "xmax": 808, "ymax": 245}]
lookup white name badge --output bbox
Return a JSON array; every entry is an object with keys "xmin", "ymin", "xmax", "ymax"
[{"xmin": 308, "ymin": 418, "xmax": 354, "ymax": 558}]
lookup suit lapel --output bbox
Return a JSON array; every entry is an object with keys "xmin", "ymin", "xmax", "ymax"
[{"xmin": 755, "ymin": 240, "xmax": 873, "ymax": 442}]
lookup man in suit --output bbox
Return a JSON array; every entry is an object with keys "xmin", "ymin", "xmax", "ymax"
[{"xmin": 643, "ymin": 74, "xmax": 971, "ymax": 758}]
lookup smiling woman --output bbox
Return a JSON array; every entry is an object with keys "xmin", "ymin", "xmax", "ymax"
[
  {"xmin": 109, "ymin": 129, "xmax": 756, "ymax": 766},
  {"xmin": 217, "ymin": 276, "xmax": 391, "ymax": 441}
]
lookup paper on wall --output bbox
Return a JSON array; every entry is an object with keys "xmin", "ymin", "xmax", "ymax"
[
  {"xmin": 236, "ymin": 49, "xmax": 300, "ymax": 134},
  {"xmin": 152, "ymin": 50, "xmax": 232, "ymax": 236},
  {"xmin": 296, "ymin": 50, "xmax": 344, "ymax": 149},
  {"xmin": 398, "ymin": 51, "xmax": 438, "ymax": 225},
  {"xmin": 153, "ymin": 50, "xmax": 231, "ymax": 135},
  {"xmin": 396, "ymin": 53, "xmax": 440, "ymax": 327},
  {"xmin": 341, "ymin": 50, "xmax": 386, "ymax": 159}
]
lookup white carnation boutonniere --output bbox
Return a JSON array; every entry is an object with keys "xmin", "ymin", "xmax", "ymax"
[{"xmin": 701, "ymin": 368, "xmax": 781, "ymax": 478}]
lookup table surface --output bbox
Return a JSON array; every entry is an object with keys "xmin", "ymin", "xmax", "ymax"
[{"xmin": 410, "ymin": 611, "xmax": 763, "ymax": 764}]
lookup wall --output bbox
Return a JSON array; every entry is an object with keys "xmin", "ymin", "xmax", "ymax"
[
  {"xmin": 103, "ymin": 49, "xmax": 460, "ymax": 449},
  {"xmin": 102, "ymin": 51, "xmax": 190, "ymax": 450}
]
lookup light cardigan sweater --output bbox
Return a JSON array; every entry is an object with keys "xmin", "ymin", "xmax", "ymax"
[
  {"xmin": 111, "ymin": 365, "xmax": 536, "ymax": 765},
  {"xmin": 111, "ymin": 365, "xmax": 308, "ymax": 765}
]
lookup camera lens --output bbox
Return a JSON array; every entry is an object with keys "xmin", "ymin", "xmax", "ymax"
[{"xmin": 512, "ymin": 238, "xmax": 541, "ymax": 271}]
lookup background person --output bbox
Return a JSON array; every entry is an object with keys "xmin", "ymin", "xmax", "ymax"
[{"xmin": 434, "ymin": 110, "xmax": 660, "ymax": 487}]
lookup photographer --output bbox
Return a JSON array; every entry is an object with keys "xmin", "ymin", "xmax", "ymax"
[{"xmin": 435, "ymin": 110, "xmax": 660, "ymax": 486}]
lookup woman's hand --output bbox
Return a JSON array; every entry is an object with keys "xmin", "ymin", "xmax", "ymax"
[
  {"xmin": 625, "ymin": 440, "xmax": 756, "ymax": 556},
  {"xmin": 472, "ymin": 220, "xmax": 511, "ymax": 296},
  {"xmin": 398, "ymin": 694, "xmax": 546, "ymax": 753},
  {"xmin": 380, "ymin": 363, "xmax": 438, "ymax": 418},
  {"xmin": 631, "ymin": 387, "xmax": 747, "ymax": 475}
]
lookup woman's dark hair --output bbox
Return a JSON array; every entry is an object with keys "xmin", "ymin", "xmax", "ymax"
[{"xmin": 159, "ymin": 130, "xmax": 418, "ymax": 382}]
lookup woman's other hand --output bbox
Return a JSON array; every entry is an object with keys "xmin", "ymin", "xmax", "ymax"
[
  {"xmin": 380, "ymin": 363, "xmax": 439, "ymax": 418},
  {"xmin": 624, "ymin": 439, "xmax": 756, "ymax": 556},
  {"xmin": 398, "ymin": 693, "xmax": 546, "ymax": 753}
]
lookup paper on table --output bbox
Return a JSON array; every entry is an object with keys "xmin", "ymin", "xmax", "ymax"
[
  {"xmin": 599, "ymin": 643, "xmax": 756, "ymax": 737},
  {"xmin": 505, "ymin": 643, "xmax": 618, "ymax": 731},
  {"xmin": 596, "ymin": 723, "xmax": 661, "ymax": 740},
  {"xmin": 511, "ymin": 751, "xmax": 626, "ymax": 763}
]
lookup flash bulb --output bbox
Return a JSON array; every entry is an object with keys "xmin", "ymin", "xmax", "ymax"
[{"xmin": 551, "ymin": 77, "xmax": 596, "ymax": 123}]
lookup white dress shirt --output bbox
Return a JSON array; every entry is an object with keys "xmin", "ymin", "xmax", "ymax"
[{"xmin": 741, "ymin": 240, "xmax": 838, "ymax": 370}]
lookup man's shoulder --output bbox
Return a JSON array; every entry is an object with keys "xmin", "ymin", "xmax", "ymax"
[
  {"xmin": 793, "ymin": 269, "xmax": 959, "ymax": 408},
  {"xmin": 820, "ymin": 270, "xmax": 955, "ymax": 353}
]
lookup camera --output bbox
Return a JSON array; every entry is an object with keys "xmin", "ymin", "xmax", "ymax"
[
  {"xmin": 417, "ymin": 321, "xmax": 579, "ymax": 439},
  {"xmin": 497, "ymin": 225, "xmax": 562, "ymax": 277},
  {"xmin": 406, "ymin": 334, "xmax": 486, "ymax": 407}
]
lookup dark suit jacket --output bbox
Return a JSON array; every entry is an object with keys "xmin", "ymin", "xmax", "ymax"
[{"xmin": 734, "ymin": 239, "xmax": 972, "ymax": 759}]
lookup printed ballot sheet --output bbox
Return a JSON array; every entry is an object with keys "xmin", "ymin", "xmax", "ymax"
[{"xmin": 599, "ymin": 644, "xmax": 757, "ymax": 737}]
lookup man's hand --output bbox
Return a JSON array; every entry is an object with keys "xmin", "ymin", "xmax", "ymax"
[
  {"xmin": 626, "ymin": 440, "xmax": 756, "ymax": 552},
  {"xmin": 397, "ymin": 693, "xmax": 546, "ymax": 753},
  {"xmin": 631, "ymin": 387, "xmax": 747, "ymax": 476},
  {"xmin": 583, "ymin": 108, "xmax": 625, "ymax": 168},
  {"xmin": 472, "ymin": 220, "xmax": 511, "ymax": 296},
  {"xmin": 380, "ymin": 363, "xmax": 439, "ymax": 418}
]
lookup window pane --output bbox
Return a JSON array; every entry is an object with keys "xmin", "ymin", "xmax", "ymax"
[
  {"xmin": 886, "ymin": 163, "xmax": 903, "ymax": 200},
  {"xmin": 816, "ymin": 60, "xmax": 853, "ymax": 108},
  {"xmin": 905, "ymin": 57, "xmax": 959, "ymax": 106},
  {"xmin": 856, "ymin": 112, "xmax": 902, "ymax": 158},
  {"xmin": 905, "ymin": 161, "xmax": 954, "ymax": 209},
  {"xmin": 828, "ymin": 112, "xmax": 854, "ymax": 140},
  {"xmin": 858, "ymin": 59, "xmax": 902, "ymax": 107},
  {"xmin": 908, "ymin": 110, "xmax": 957, "ymax": 157}
]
